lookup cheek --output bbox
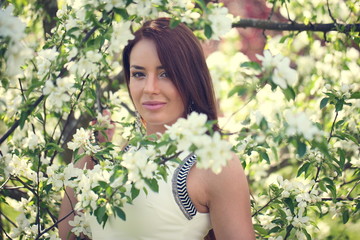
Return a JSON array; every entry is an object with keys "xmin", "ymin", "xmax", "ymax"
[{"xmin": 129, "ymin": 82, "xmax": 141, "ymax": 105}]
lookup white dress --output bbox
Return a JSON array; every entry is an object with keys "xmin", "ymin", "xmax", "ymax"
[{"xmin": 87, "ymin": 152, "xmax": 212, "ymax": 240}]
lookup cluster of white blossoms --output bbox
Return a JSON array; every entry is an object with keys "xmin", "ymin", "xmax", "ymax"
[
  {"xmin": 277, "ymin": 176, "xmax": 321, "ymax": 209},
  {"xmin": 0, "ymin": 5, "xmax": 33, "ymax": 78},
  {"xmin": 121, "ymin": 146, "xmax": 158, "ymax": 189},
  {"xmin": 127, "ymin": 0, "xmax": 160, "ymax": 18},
  {"xmin": 283, "ymin": 109, "xmax": 323, "ymax": 141},
  {"xmin": 68, "ymin": 212, "xmax": 92, "ymax": 238},
  {"xmin": 36, "ymin": 47, "xmax": 59, "ymax": 79},
  {"xmin": 108, "ymin": 21, "xmax": 134, "ymax": 54},
  {"xmin": 66, "ymin": 50, "xmax": 103, "ymax": 78},
  {"xmin": 67, "ymin": 127, "xmax": 102, "ymax": 155},
  {"xmin": 165, "ymin": 112, "xmax": 233, "ymax": 174},
  {"xmin": 257, "ymin": 50, "xmax": 299, "ymax": 89},
  {"xmin": 47, "ymin": 163, "xmax": 83, "ymax": 190},
  {"xmin": 207, "ymin": 4, "xmax": 233, "ymax": 40},
  {"xmin": 276, "ymin": 176, "xmax": 322, "ymax": 240},
  {"xmin": 43, "ymin": 75, "xmax": 76, "ymax": 111}
]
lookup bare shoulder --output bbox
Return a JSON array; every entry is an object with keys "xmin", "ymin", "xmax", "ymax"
[
  {"xmin": 203, "ymin": 153, "xmax": 255, "ymax": 239},
  {"xmin": 206, "ymin": 153, "xmax": 247, "ymax": 190}
]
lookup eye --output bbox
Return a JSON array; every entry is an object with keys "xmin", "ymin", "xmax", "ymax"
[
  {"xmin": 159, "ymin": 71, "xmax": 169, "ymax": 79},
  {"xmin": 131, "ymin": 72, "xmax": 145, "ymax": 79}
]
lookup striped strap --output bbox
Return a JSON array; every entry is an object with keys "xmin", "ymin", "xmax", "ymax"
[{"xmin": 172, "ymin": 154, "xmax": 198, "ymax": 220}]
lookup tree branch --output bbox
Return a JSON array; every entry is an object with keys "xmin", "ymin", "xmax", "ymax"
[
  {"xmin": 0, "ymin": 95, "xmax": 44, "ymax": 145},
  {"xmin": 232, "ymin": 18, "xmax": 360, "ymax": 33}
]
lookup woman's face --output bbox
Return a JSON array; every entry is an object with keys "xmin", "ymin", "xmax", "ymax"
[{"xmin": 129, "ymin": 38, "xmax": 185, "ymax": 134}]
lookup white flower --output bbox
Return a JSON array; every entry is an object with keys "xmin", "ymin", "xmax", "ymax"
[
  {"xmin": 295, "ymin": 229, "xmax": 307, "ymax": 240},
  {"xmin": 0, "ymin": 6, "xmax": 33, "ymax": 77},
  {"xmin": 194, "ymin": 132, "xmax": 232, "ymax": 174},
  {"xmin": 207, "ymin": 5, "xmax": 233, "ymax": 40},
  {"xmin": 66, "ymin": 50, "xmax": 102, "ymax": 78},
  {"xmin": 103, "ymin": 0, "xmax": 127, "ymax": 11},
  {"xmin": 121, "ymin": 146, "xmax": 157, "ymax": 187},
  {"xmin": 284, "ymin": 110, "xmax": 322, "ymax": 141},
  {"xmin": 108, "ymin": 21, "xmax": 134, "ymax": 54},
  {"xmin": 127, "ymin": 0, "xmax": 159, "ymax": 18},
  {"xmin": 96, "ymin": 112, "xmax": 114, "ymax": 129},
  {"xmin": 256, "ymin": 50, "xmax": 284, "ymax": 70},
  {"xmin": 272, "ymin": 57, "xmax": 299, "ymax": 89},
  {"xmin": 0, "ymin": 6, "xmax": 26, "ymax": 41},
  {"xmin": 67, "ymin": 128, "xmax": 91, "ymax": 150},
  {"xmin": 180, "ymin": 10, "xmax": 200, "ymax": 24},
  {"xmin": 69, "ymin": 212, "xmax": 92, "ymax": 237},
  {"xmin": 36, "ymin": 47, "xmax": 59, "ymax": 78}
]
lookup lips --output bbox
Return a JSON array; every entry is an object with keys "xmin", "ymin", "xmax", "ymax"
[{"xmin": 142, "ymin": 101, "xmax": 166, "ymax": 110}]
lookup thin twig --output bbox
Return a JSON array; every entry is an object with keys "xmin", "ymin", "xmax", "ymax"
[
  {"xmin": 18, "ymin": 78, "xmax": 26, "ymax": 101},
  {"xmin": 340, "ymin": 177, "xmax": 360, "ymax": 187},
  {"xmin": 328, "ymin": 111, "xmax": 339, "ymax": 143},
  {"xmin": 346, "ymin": 180, "xmax": 360, "ymax": 198},
  {"xmin": 252, "ymin": 194, "xmax": 280, "ymax": 217},
  {"xmin": 0, "ymin": 211, "xmax": 17, "ymax": 228},
  {"xmin": 0, "ymin": 177, "xmax": 10, "ymax": 190},
  {"xmin": 0, "ymin": 224, "xmax": 13, "ymax": 240},
  {"xmin": 49, "ymin": 78, "xmax": 87, "ymax": 165},
  {"xmin": 326, "ymin": 0, "xmax": 337, "ymax": 24},
  {"xmin": 35, "ymin": 209, "xmax": 75, "ymax": 240},
  {"xmin": 0, "ymin": 95, "xmax": 44, "ymax": 145}
]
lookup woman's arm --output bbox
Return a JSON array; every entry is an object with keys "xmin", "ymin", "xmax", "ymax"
[
  {"xmin": 58, "ymin": 110, "xmax": 115, "ymax": 239},
  {"xmin": 206, "ymin": 154, "xmax": 255, "ymax": 240}
]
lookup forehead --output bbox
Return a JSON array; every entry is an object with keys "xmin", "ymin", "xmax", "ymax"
[{"xmin": 129, "ymin": 39, "xmax": 161, "ymax": 66}]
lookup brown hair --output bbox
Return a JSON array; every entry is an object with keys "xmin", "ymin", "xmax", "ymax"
[{"xmin": 122, "ymin": 18, "xmax": 219, "ymax": 129}]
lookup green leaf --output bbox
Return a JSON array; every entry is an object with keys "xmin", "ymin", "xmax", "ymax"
[
  {"xmin": 335, "ymin": 131, "xmax": 359, "ymax": 145},
  {"xmin": 169, "ymin": 18, "xmax": 180, "ymax": 29},
  {"xmin": 195, "ymin": 0, "xmax": 206, "ymax": 10},
  {"xmin": 350, "ymin": 92, "xmax": 360, "ymax": 99},
  {"xmin": 342, "ymin": 209, "xmax": 349, "ymax": 224},
  {"xmin": 284, "ymin": 198, "xmax": 295, "ymax": 214},
  {"xmin": 113, "ymin": 8, "xmax": 129, "ymax": 19},
  {"xmin": 43, "ymin": 184, "xmax": 52, "ymax": 193},
  {"xmin": 283, "ymin": 87, "xmax": 296, "ymax": 101},
  {"xmin": 259, "ymin": 151, "xmax": 270, "ymax": 164},
  {"xmin": 94, "ymin": 206, "xmax": 106, "ymax": 224},
  {"xmin": 240, "ymin": 61, "xmax": 261, "ymax": 71},
  {"xmin": 302, "ymin": 228, "xmax": 312, "ymax": 240},
  {"xmin": 335, "ymin": 98, "xmax": 344, "ymax": 112},
  {"xmin": 113, "ymin": 206, "xmax": 126, "ymax": 221},
  {"xmin": 228, "ymin": 85, "xmax": 247, "ymax": 98},
  {"xmin": 145, "ymin": 178, "xmax": 159, "ymax": 192},
  {"xmin": 98, "ymin": 181, "xmax": 108, "ymax": 189},
  {"xmin": 269, "ymin": 226, "xmax": 282, "ymax": 234},
  {"xmin": 322, "ymin": 178, "xmax": 337, "ymax": 199},
  {"xmin": 131, "ymin": 185, "xmax": 140, "ymax": 200},
  {"xmin": 320, "ymin": 97, "xmax": 329, "ymax": 109},
  {"xmin": 45, "ymin": 143, "xmax": 64, "ymax": 153},
  {"xmin": 338, "ymin": 148, "xmax": 346, "ymax": 170},
  {"xmin": 204, "ymin": 24, "xmax": 212, "ymax": 39},
  {"xmin": 297, "ymin": 140, "xmax": 307, "ymax": 157},
  {"xmin": 253, "ymin": 224, "xmax": 268, "ymax": 235},
  {"xmin": 165, "ymin": 144, "xmax": 177, "ymax": 156},
  {"xmin": 297, "ymin": 162, "xmax": 311, "ymax": 177}
]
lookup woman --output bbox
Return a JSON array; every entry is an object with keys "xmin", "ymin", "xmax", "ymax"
[{"xmin": 59, "ymin": 18, "xmax": 255, "ymax": 240}]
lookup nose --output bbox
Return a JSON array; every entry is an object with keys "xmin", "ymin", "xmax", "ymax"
[{"xmin": 144, "ymin": 73, "xmax": 160, "ymax": 94}]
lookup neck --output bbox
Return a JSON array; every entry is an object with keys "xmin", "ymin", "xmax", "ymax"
[{"xmin": 145, "ymin": 124, "xmax": 167, "ymax": 136}]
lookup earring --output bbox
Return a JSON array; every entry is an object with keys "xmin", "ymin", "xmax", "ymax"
[
  {"xmin": 187, "ymin": 101, "xmax": 195, "ymax": 115},
  {"xmin": 135, "ymin": 111, "xmax": 143, "ymax": 133}
]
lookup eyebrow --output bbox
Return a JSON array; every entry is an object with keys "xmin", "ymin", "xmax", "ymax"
[{"xmin": 130, "ymin": 65, "xmax": 165, "ymax": 70}]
